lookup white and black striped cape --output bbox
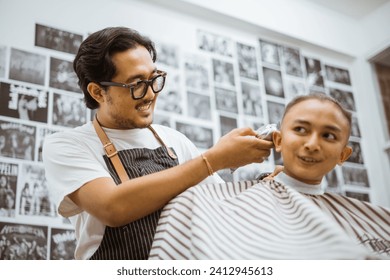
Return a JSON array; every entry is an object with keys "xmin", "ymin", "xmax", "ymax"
[{"xmin": 149, "ymin": 180, "xmax": 390, "ymax": 259}]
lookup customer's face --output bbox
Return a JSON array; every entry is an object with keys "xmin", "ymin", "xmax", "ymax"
[
  {"xmin": 273, "ymin": 99, "xmax": 352, "ymax": 185},
  {"xmin": 96, "ymin": 45, "xmax": 159, "ymax": 129}
]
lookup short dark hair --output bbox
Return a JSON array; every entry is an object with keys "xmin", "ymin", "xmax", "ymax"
[
  {"xmin": 73, "ymin": 27, "xmax": 157, "ymax": 109},
  {"xmin": 282, "ymin": 93, "xmax": 352, "ymax": 137}
]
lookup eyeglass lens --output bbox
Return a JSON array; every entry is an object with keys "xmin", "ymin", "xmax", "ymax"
[{"xmin": 133, "ymin": 75, "xmax": 165, "ymax": 98}]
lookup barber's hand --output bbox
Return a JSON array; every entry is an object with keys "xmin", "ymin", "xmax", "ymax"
[{"xmin": 204, "ymin": 127, "xmax": 274, "ymax": 171}]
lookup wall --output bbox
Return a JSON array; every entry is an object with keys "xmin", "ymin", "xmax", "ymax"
[{"xmin": 0, "ymin": 0, "xmax": 389, "ymax": 259}]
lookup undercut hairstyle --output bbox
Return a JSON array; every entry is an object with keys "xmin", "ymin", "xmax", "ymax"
[
  {"xmin": 281, "ymin": 93, "xmax": 352, "ymax": 137},
  {"xmin": 73, "ymin": 27, "xmax": 157, "ymax": 109}
]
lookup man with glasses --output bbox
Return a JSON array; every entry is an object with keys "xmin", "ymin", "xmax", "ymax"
[{"xmin": 42, "ymin": 27, "xmax": 273, "ymax": 260}]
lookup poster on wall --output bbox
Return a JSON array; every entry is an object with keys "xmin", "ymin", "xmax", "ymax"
[
  {"xmin": 329, "ymin": 88, "xmax": 356, "ymax": 112},
  {"xmin": 52, "ymin": 92, "xmax": 87, "ymax": 128},
  {"xmin": 0, "ymin": 119, "xmax": 36, "ymax": 161},
  {"xmin": 237, "ymin": 42, "xmax": 259, "ymax": 80},
  {"xmin": 155, "ymin": 42, "xmax": 179, "ymax": 68},
  {"xmin": 9, "ymin": 48, "xmax": 46, "ymax": 86},
  {"xmin": 0, "ymin": 222, "xmax": 48, "ymax": 260},
  {"xmin": 50, "ymin": 228, "xmax": 76, "ymax": 260},
  {"xmin": 18, "ymin": 163, "xmax": 56, "ymax": 217},
  {"xmin": 282, "ymin": 46, "xmax": 304, "ymax": 77},
  {"xmin": 263, "ymin": 67, "xmax": 285, "ymax": 98},
  {"xmin": 342, "ymin": 166, "xmax": 369, "ymax": 187},
  {"xmin": 49, "ymin": 57, "xmax": 81, "ymax": 93},
  {"xmin": 156, "ymin": 72, "xmax": 182, "ymax": 114},
  {"xmin": 0, "ymin": 45, "xmax": 6, "ymax": 78},
  {"xmin": 0, "ymin": 161, "xmax": 18, "ymax": 217},
  {"xmin": 0, "ymin": 82, "xmax": 48, "ymax": 123},
  {"xmin": 36, "ymin": 127, "xmax": 60, "ymax": 162},
  {"xmin": 214, "ymin": 87, "xmax": 238, "ymax": 114},
  {"xmin": 213, "ymin": 59, "xmax": 235, "ymax": 87},
  {"xmin": 304, "ymin": 57, "xmax": 324, "ymax": 88},
  {"xmin": 35, "ymin": 23, "xmax": 83, "ymax": 55},
  {"xmin": 267, "ymin": 100, "xmax": 285, "ymax": 125}
]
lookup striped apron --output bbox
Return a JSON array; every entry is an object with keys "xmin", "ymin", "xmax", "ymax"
[{"xmin": 89, "ymin": 144, "xmax": 179, "ymax": 260}]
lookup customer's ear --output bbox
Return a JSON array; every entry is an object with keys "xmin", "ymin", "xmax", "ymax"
[
  {"xmin": 273, "ymin": 131, "xmax": 282, "ymax": 152},
  {"xmin": 337, "ymin": 145, "xmax": 352, "ymax": 165},
  {"xmin": 87, "ymin": 82, "xmax": 105, "ymax": 104}
]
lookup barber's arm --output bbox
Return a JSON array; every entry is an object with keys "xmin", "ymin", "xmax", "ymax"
[{"xmin": 68, "ymin": 127, "xmax": 273, "ymax": 227}]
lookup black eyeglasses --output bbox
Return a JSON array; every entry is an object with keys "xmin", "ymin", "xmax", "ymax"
[{"xmin": 99, "ymin": 70, "xmax": 167, "ymax": 100}]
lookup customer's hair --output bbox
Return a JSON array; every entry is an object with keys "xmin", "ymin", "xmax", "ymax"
[
  {"xmin": 282, "ymin": 93, "xmax": 352, "ymax": 136},
  {"xmin": 73, "ymin": 27, "xmax": 157, "ymax": 109}
]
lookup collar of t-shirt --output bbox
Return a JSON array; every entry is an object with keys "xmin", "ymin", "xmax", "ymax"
[{"xmin": 274, "ymin": 172, "xmax": 325, "ymax": 195}]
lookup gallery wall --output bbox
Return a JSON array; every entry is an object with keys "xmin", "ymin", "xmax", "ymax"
[{"xmin": 0, "ymin": 0, "xmax": 388, "ymax": 259}]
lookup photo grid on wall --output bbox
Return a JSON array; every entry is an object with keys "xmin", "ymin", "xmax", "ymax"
[{"xmin": 0, "ymin": 23, "xmax": 370, "ymax": 259}]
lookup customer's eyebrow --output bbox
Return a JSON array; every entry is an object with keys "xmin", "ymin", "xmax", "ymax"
[{"xmin": 292, "ymin": 119, "xmax": 342, "ymax": 132}]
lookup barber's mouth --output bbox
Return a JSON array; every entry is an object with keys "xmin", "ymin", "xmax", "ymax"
[{"xmin": 136, "ymin": 101, "xmax": 153, "ymax": 111}]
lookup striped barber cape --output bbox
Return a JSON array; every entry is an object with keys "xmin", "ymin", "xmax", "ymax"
[{"xmin": 149, "ymin": 179, "xmax": 390, "ymax": 259}]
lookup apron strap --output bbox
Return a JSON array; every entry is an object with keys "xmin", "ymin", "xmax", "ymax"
[
  {"xmin": 147, "ymin": 126, "xmax": 178, "ymax": 160},
  {"xmin": 92, "ymin": 115, "xmax": 130, "ymax": 183}
]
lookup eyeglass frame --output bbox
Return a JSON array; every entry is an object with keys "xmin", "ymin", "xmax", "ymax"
[{"xmin": 99, "ymin": 70, "xmax": 167, "ymax": 100}]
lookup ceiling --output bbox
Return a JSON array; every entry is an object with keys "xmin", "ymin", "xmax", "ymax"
[{"xmin": 305, "ymin": 0, "xmax": 390, "ymax": 19}]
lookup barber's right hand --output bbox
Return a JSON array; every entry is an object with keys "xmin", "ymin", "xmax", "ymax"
[{"xmin": 203, "ymin": 127, "xmax": 274, "ymax": 172}]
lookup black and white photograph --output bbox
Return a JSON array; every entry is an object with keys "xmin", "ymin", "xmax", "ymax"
[
  {"xmin": 36, "ymin": 127, "xmax": 60, "ymax": 162},
  {"xmin": 49, "ymin": 57, "xmax": 80, "ymax": 93},
  {"xmin": 329, "ymin": 87, "xmax": 356, "ymax": 112},
  {"xmin": 175, "ymin": 121, "xmax": 213, "ymax": 149},
  {"xmin": 50, "ymin": 228, "xmax": 76, "ymax": 260},
  {"xmin": 345, "ymin": 191, "xmax": 370, "ymax": 202},
  {"xmin": 259, "ymin": 39, "xmax": 280, "ymax": 66},
  {"xmin": 0, "ymin": 162, "xmax": 18, "ymax": 218},
  {"xmin": 18, "ymin": 163, "xmax": 56, "ymax": 217},
  {"xmin": 214, "ymin": 87, "xmax": 238, "ymax": 114},
  {"xmin": 0, "ymin": 222, "xmax": 48, "ymax": 260},
  {"xmin": 325, "ymin": 168, "xmax": 340, "ymax": 190},
  {"xmin": 155, "ymin": 42, "xmax": 179, "ymax": 68},
  {"xmin": 267, "ymin": 100, "xmax": 285, "ymax": 125},
  {"xmin": 213, "ymin": 59, "xmax": 235, "ymax": 87},
  {"xmin": 9, "ymin": 48, "xmax": 46, "ymax": 86},
  {"xmin": 282, "ymin": 46, "xmax": 303, "ymax": 77},
  {"xmin": 156, "ymin": 72, "xmax": 182, "ymax": 114},
  {"xmin": 263, "ymin": 67, "xmax": 284, "ymax": 98},
  {"xmin": 35, "ymin": 23, "xmax": 83, "ymax": 55},
  {"xmin": 325, "ymin": 64, "xmax": 351, "ymax": 85},
  {"xmin": 237, "ymin": 42, "xmax": 258, "ymax": 80},
  {"xmin": 304, "ymin": 57, "xmax": 324, "ymax": 88},
  {"xmin": 219, "ymin": 115, "xmax": 237, "ymax": 136},
  {"xmin": 0, "ymin": 45, "xmax": 6, "ymax": 78},
  {"xmin": 351, "ymin": 116, "xmax": 361, "ymax": 138},
  {"xmin": 187, "ymin": 91, "xmax": 211, "ymax": 120},
  {"xmin": 197, "ymin": 30, "xmax": 233, "ymax": 57},
  {"xmin": 347, "ymin": 141, "xmax": 364, "ymax": 164},
  {"xmin": 284, "ymin": 78, "xmax": 306, "ymax": 102},
  {"xmin": 241, "ymin": 81, "xmax": 263, "ymax": 117},
  {"xmin": 0, "ymin": 120, "xmax": 36, "ymax": 161},
  {"xmin": 184, "ymin": 55, "xmax": 209, "ymax": 92},
  {"xmin": 342, "ymin": 166, "xmax": 369, "ymax": 187},
  {"xmin": 52, "ymin": 92, "xmax": 87, "ymax": 128},
  {"xmin": 0, "ymin": 82, "xmax": 48, "ymax": 123}
]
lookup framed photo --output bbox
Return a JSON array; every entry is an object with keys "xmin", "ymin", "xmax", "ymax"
[
  {"xmin": 329, "ymin": 88, "xmax": 356, "ymax": 112},
  {"xmin": 197, "ymin": 30, "xmax": 233, "ymax": 57},
  {"xmin": 35, "ymin": 23, "xmax": 83, "ymax": 55},
  {"xmin": 155, "ymin": 42, "xmax": 179, "ymax": 68},
  {"xmin": 266, "ymin": 100, "xmax": 285, "ymax": 125},
  {"xmin": 351, "ymin": 116, "xmax": 361, "ymax": 138},
  {"xmin": 52, "ymin": 92, "xmax": 87, "ymax": 128},
  {"xmin": 304, "ymin": 57, "xmax": 324, "ymax": 88},
  {"xmin": 184, "ymin": 55, "xmax": 209, "ymax": 92},
  {"xmin": 342, "ymin": 166, "xmax": 369, "ymax": 187},
  {"xmin": 0, "ymin": 161, "xmax": 18, "ymax": 218},
  {"xmin": 263, "ymin": 67, "xmax": 284, "ymax": 98},
  {"xmin": 187, "ymin": 91, "xmax": 211, "ymax": 120},
  {"xmin": 282, "ymin": 46, "xmax": 303, "ymax": 77},
  {"xmin": 214, "ymin": 87, "xmax": 238, "ymax": 114},
  {"xmin": 0, "ymin": 82, "xmax": 48, "ymax": 123},
  {"xmin": 219, "ymin": 114, "xmax": 237, "ymax": 136},
  {"xmin": 237, "ymin": 42, "xmax": 258, "ymax": 80},
  {"xmin": 156, "ymin": 72, "xmax": 182, "ymax": 114},
  {"xmin": 325, "ymin": 65, "xmax": 351, "ymax": 85},
  {"xmin": 0, "ymin": 222, "xmax": 48, "ymax": 259},
  {"xmin": 176, "ymin": 121, "xmax": 213, "ymax": 149},
  {"xmin": 347, "ymin": 141, "xmax": 364, "ymax": 164},
  {"xmin": 50, "ymin": 228, "xmax": 76, "ymax": 260},
  {"xmin": 49, "ymin": 57, "xmax": 80, "ymax": 93},
  {"xmin": 241, "ymin": 81, "xmax": 263, "ymax": 117},
  {"xmin": 259, "ymin": 39, "xmax": 280, "ymax": 66},
  {"xmin": 213, "ymin": 59, "xmax": 235, "ymax": 87},
  {"xmin": 9, "ymin": 48, "xmax": 46, "ymax": 86}
]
